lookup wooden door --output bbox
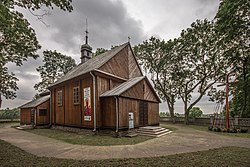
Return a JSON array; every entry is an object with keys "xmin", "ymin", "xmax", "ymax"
[{"xmin": 139, "ymin": 101, "xmax": 148, "ymax": 126}]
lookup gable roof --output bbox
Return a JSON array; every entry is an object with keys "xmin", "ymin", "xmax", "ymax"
[
  {"xmin": 100, "ymin": 76, "xmax": 144, "ymax": 97},
  {"xmin": 20, "ymin": 95, "xmax": 50, "ymax": 109},
  {"xmin": 100, "ymin": 76, "xmax": 161, "ymax": 102},
  {"xmin": 49, "ymin": 43, "xmax": 129, "ymax": 88}
]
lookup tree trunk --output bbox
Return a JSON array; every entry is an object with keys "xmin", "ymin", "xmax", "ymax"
[
  {"xmin": 169, "ymin": 106, "xmax": 176, "ymax": 123},
  {"xmin": 166, "ymin": 96, "xmax": 176, "ymax": 123},
  {"xmin": 241, "ymin": 57, "xmax": 247, "ymax": 117},
  {"xmin": 0, "ymin": 93, "xmax": 2, "ymax": 109},
  {"xmin": 184, "ymin": 98, "xmax": 189, "ymax": 124},
  {"xmin": 184, "ymin": 112, "xmax": 189, "ymax": 124}
]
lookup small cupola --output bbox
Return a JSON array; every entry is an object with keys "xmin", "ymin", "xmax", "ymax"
[{"xmin": 81, "ymin": 20, "xmax": 92, "ymax": 64}]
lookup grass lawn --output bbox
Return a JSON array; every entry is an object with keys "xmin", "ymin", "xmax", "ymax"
[
  {"xmin": 186, "ymin": 125, "xmax": 250, "ymax": 138},
  {"xmin": 25, "ymin": 128, "xmax": 153, "ymax": 146},
  {"xmin": 160, "ymin": 124, "xmax": 178, "ymax": 131},
  {"xmin": 0, "ymin": 122, "xmax": 19, "ymax": 128},
  {"xmin": 0, "ymin": 139, "xmax": 249, "ymax": 167}
]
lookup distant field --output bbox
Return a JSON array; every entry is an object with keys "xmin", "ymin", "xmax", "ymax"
[{"xmin": 0, "ymin": 139, "xmax": 249, "ymax": 167}]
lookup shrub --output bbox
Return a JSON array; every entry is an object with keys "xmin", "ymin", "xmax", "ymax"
[
  {"xmin": 240, "ymin": 128, "xmax": 248, "ymax": 133},
  {"xmin": 208, "ymin": 126, "xmax": 213, "ymax": 131},
  {"xmin": 0, "ymin": 108, "xmax": 20, "ymax": 120},
  {"xmin": 229, "ymin": 128, "xmax": 237, "ymax": 133}
]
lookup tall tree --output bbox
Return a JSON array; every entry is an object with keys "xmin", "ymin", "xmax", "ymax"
[
  {"xmin": 0, "ymin": 0, "xmax": 73, "ymax": 108},
  {"xmin": 189, "ymin": 107, "xmax": 203, "ymax": 118},
  {"xmin": 0, "ymin": 65, "xmax": 18, "ymax": 108},
  {"xmin": 176, "ymin": 20, "xmax": 226, "ymax": 124},
  {"xmin": 230, "ymin": 58, "xmax": 250, "ymax": 117},
  {"xmin": 34, "ymin": 50, "xmax": 76, "ymax": 92},
  {"xmin": 92, "ymin": 48, "xmax": 107, "ymax": 57},
  {"xmin": 134, "ymin": 37, "xmax": 179, "ymax": 123},
  {"xmin": 215, "ymin": 0, "xmax": 250, "ymax": 117}
]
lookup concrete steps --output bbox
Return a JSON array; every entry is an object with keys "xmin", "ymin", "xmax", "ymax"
[{"xmin": 136, "ymin": 126, "xmax": 172, "ymax": 137}]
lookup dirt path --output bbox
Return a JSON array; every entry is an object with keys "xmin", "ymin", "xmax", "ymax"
[{"xmin": 0, "ymin": 124, "xmax": 250, "ymax": 160}]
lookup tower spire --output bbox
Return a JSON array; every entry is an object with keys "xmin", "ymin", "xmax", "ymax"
[
  {"xmin": 85, "ymin": 18, "xmax": 88, "ymax": 44},
  {"xmin": 80, "ymin": 19, "xmax": 92, "ymax": 64}
]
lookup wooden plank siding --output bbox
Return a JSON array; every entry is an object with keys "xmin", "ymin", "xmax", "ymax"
[
  {"xmin": 51, "ymin": 89, "xmax": 55, "ymax": 124},
  {"xmin": 54, "ymin": 87, "xmax": 64, "ymax": 125},
  {"xmin": 100, "ymin": 77, "xmax": 160, "ymax": 129},
  {"xmin": 101, "ymin": 97, "xmax": 116, "ymax": 128},
  {"xmin": 121, "ymin": 80, "xmax": 159, "ymax": 103},
  {"xmin": 99, "ymin": 45, "xmax": 142, "ymax": 80},
  {"xmin": 36, "ymin": 100, "xmax": 50, "ymax": 125},
  {"xmin": 96, "ymin": 76, "xmax": 124, "ymax": 128},
  {"xmin": 110, "ymin": 80, "xmax": 122, "ymax": 89},
  {"xmin": 50, "ymin": 74, "xmax": 94, "ymax": 128},
  {"xmin": 99, "ymin": 46, "xmax": 129, "ymax": 79},
  {"xmin": 96, "ymin": 76, "xmax": 109, "ymax": 128},
  {"xmin": 143, "ymin": 80, "xmax": 159, "ymax": 102},
  {"xmin": 118, "ymin": 99, "xmax": 159, "ymax": 128},
  {"xmin": 118, "ymin": 97, "xmax": 140, "ymax": 128},
  {"xmin": 64, "ymin": 81, "xmax": 81, "ymax": 126},
  {"xmin": 121, "ymin": 81, "xmax": 144, "ymax": 100},
  {"xmin": 148, "ymin": 102, "xmax": 159, "ymax": 125},
  {"xmin": 20, "ymin": 108, "xmax": 31, "ymax": 125},
  {"xmin": 128, "ymin": 45, "xmax": 143, "ymax": 78}
]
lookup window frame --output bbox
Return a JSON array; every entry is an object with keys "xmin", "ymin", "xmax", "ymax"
[
  {"xmin": 39, "ymin": 109, "xmax": 47, "ymax": 116},
  {"xmin": 57, "ymin": 90, "xmax": 63, "ymax": 106},
  {"xmin": 73, "ymin": 86, "xmax": 80, "ymax": 105}
]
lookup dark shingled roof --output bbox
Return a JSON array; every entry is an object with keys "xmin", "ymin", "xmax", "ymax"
[
  {"xmin": 100, "ymin": 76, "xmax": 145, "ymax": 97},
  {"xmin": 20, "ymin": 95, "xmax": 50, "ymax": 109},
  {"xmin": 49, "ymin": 43, "xmax": 129, "ymax": 88}
]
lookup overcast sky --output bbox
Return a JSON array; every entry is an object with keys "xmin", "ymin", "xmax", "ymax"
[{"xmin": 3, "ymin": 0, "xmax": 220, "ymax": 114}]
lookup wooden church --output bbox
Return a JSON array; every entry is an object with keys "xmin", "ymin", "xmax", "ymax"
[{"xmin": 20, "ymin": 33, "xmax": 161, "ymax": 131}]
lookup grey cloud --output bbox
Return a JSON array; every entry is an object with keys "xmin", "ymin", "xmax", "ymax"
[
  {"xmin": 195, "ymin": 0, "xmax": 220, "ymax": 19},
  {"xmin": 42, "ymin": 0, "xmax": 145, "ymax": 53},
  {"xmin": 149, "ymin": 0, "xmax": 219, "ymax": 40},
  {"xmin": 2, "ymin": 0, "xmax": 146, "ymax": 109}
]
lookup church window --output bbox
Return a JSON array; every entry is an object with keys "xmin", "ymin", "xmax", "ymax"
[
  {"xmin": 39, "ymin": 109, "xmax": 47, "ymax": 116},
  {"xmin": 57, "ymin": 90, "xmax": 62, "ymax": 106},
  {"xmin": 73, "ymin": 87, "xmax": 80, "ymax": 104}
]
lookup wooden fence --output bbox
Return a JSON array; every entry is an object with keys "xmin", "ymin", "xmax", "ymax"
[
  {"xmin": 0, "ymin": 119, "xmax": 20, "ymax": 123},
  {"xmin": 160, "ymin": 116, "xmax": 250, "ymax": 130}
]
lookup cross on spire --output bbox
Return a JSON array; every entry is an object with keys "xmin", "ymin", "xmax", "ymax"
[
  {"xmin": 85, "ymin": 18, "xmax": 89, "ymax": 44},
  {"xmin": 128, "ymin": 36, "xmax": 131, "ymax": 43}
]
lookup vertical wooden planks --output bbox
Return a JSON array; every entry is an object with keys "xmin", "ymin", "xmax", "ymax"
[
  {"xmin": 36, "ymin": 100, "xmax": 50, "ymax": 125},
  {"xmin": 20, "ymin": 108, "xmax": 31, "ymax": 125}
]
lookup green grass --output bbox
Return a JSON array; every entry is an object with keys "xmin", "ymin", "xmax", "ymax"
[
  {"xmin": 0, "ymin": 139, "xmax": 249, "ymax": 167},
  {"xmin": 187, "ymin": 125, "xmax": 250, "ymax": 138},
  {"xmin": 25, "ymin": 128, "xmax": 153, "ymax": 146},
  {"xmin": 0, "ymin": 122, "xmax": 19, "ymax": 128},
  {"xmin": 160, "ymin": 124, "xmax": 178, "ymax": 131}
]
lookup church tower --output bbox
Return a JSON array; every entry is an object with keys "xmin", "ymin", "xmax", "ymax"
[{"xmin": 81, "ymin": 19, "xmax": 92, "ymax": 64}]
